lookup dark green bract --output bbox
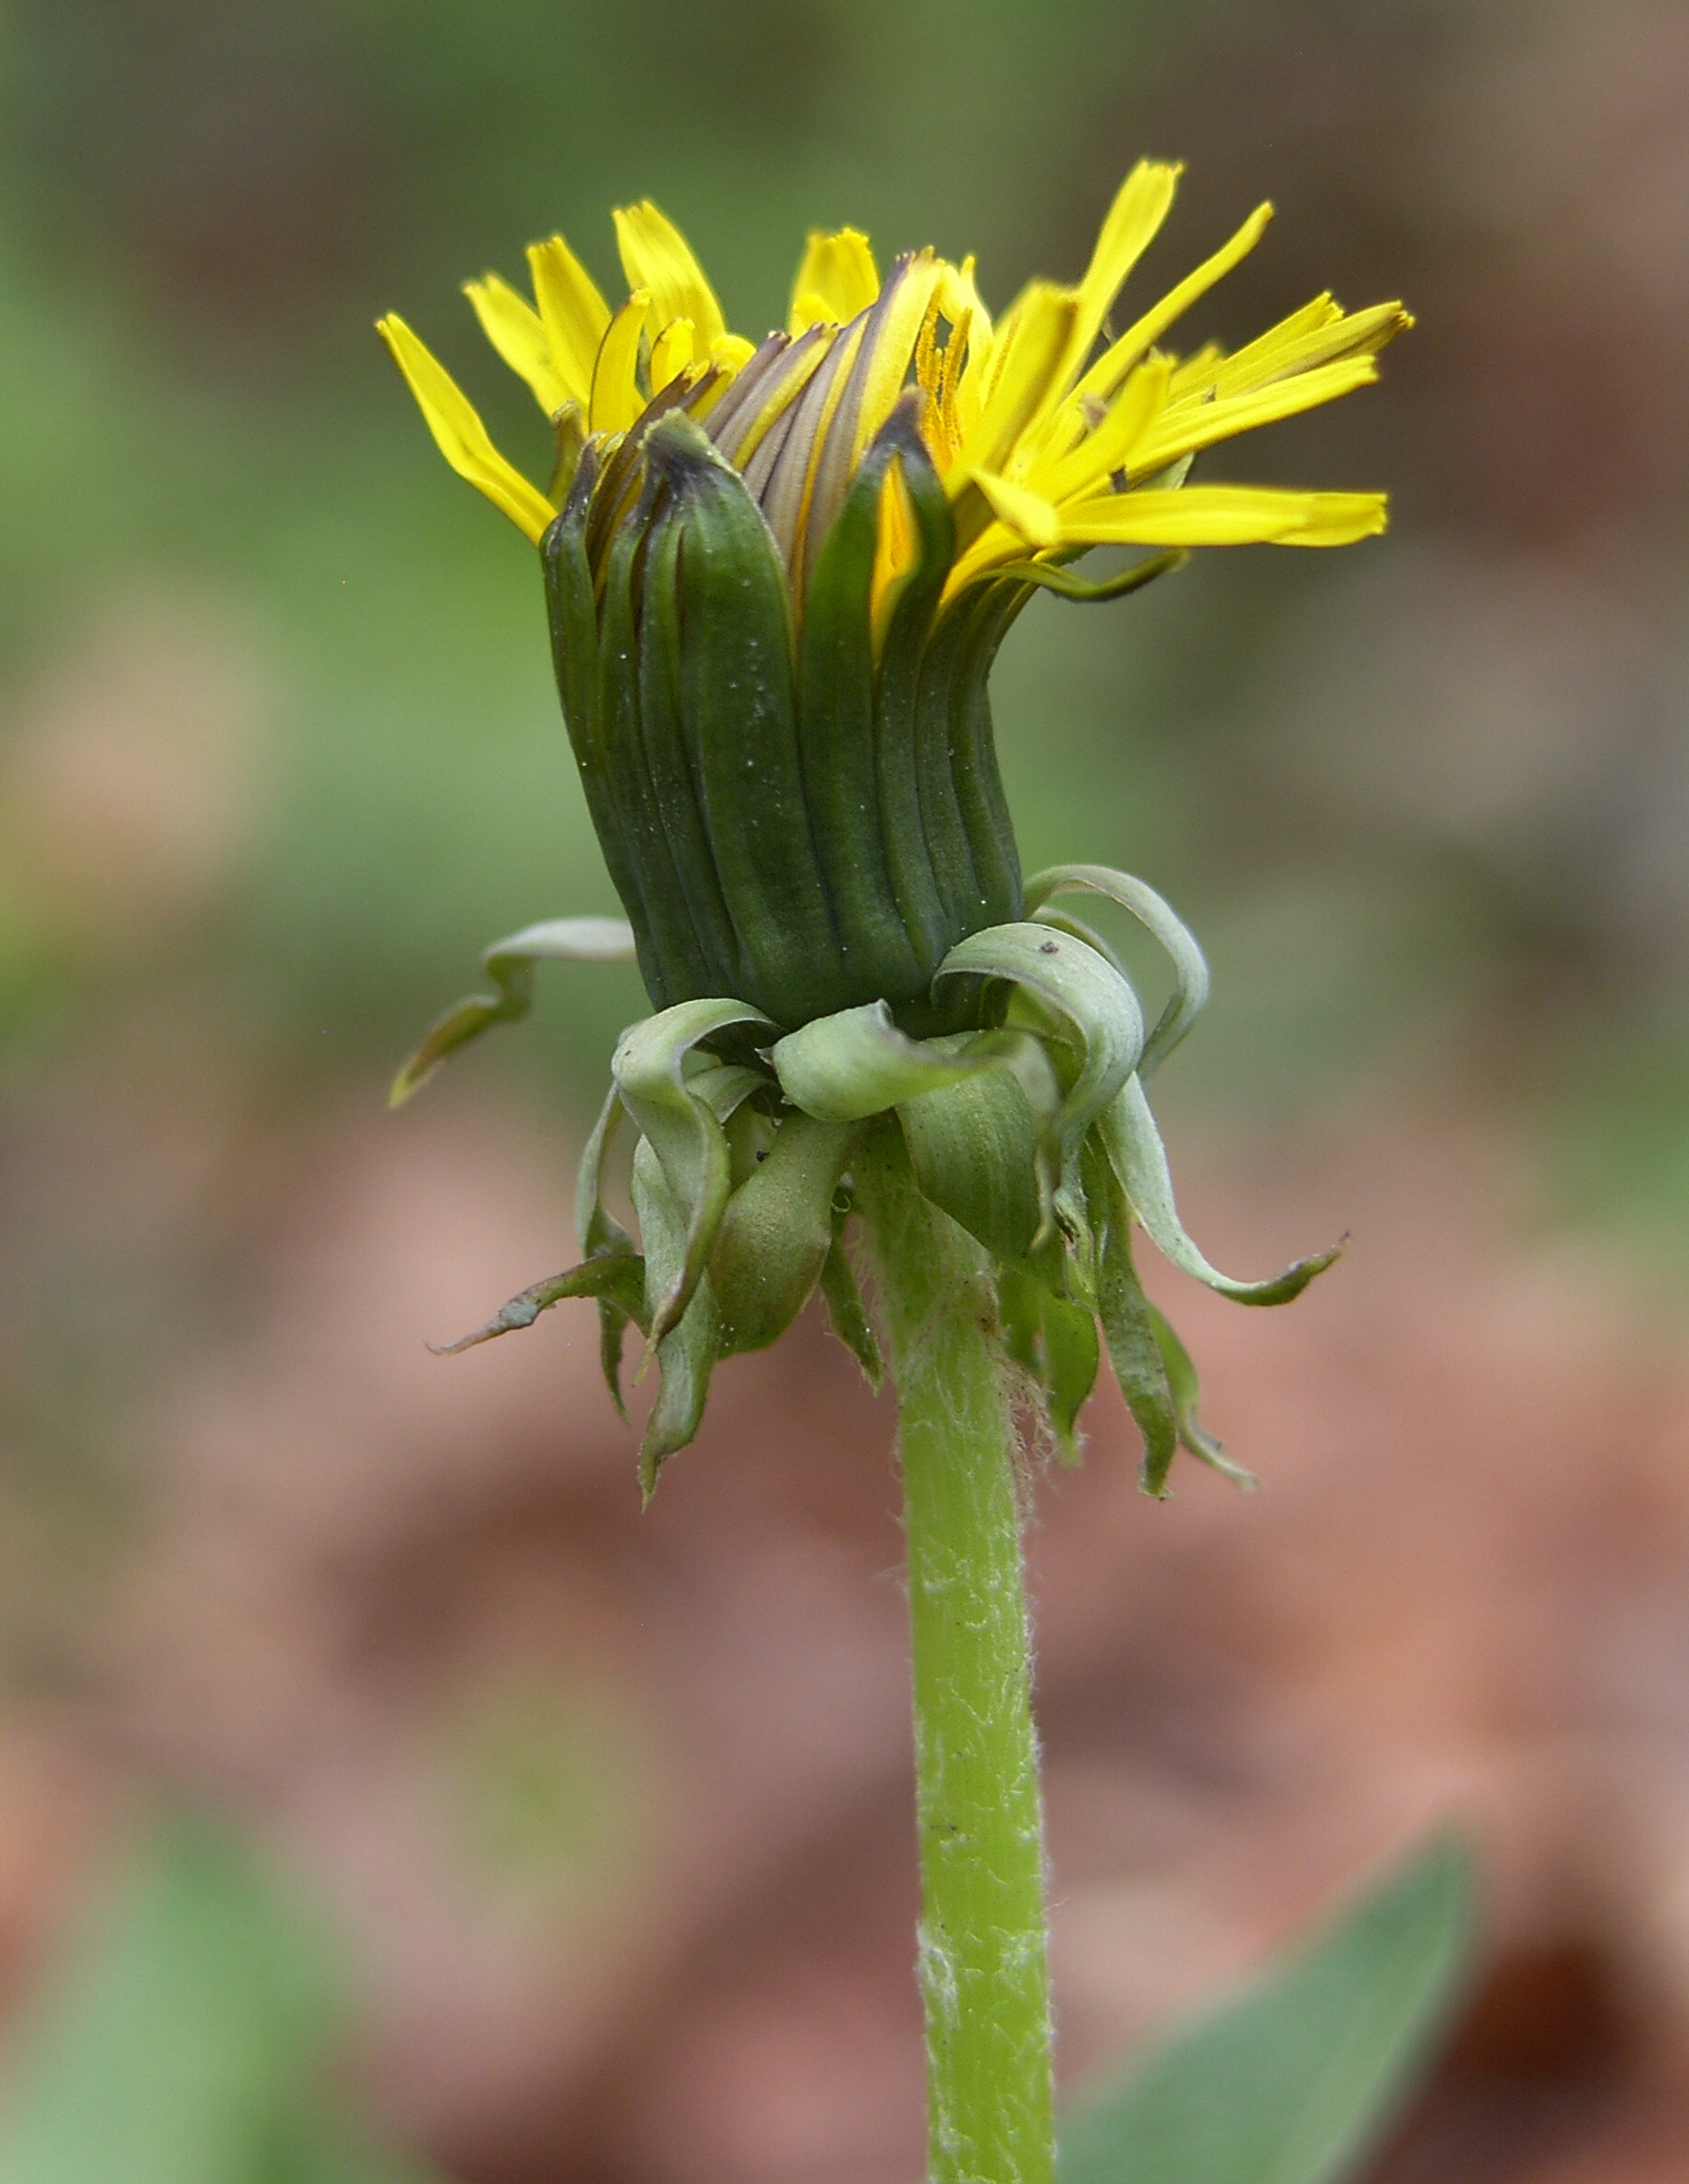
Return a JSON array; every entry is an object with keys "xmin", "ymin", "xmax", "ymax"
[{"xmin": 544, "ymin": 395, "xmax": 1024, "ymax": 1036}]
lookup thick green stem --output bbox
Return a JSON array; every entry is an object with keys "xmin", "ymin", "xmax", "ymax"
[{"xmin": 857, "ymin": 1123, "xmax": 1054, "ymax": 2184}]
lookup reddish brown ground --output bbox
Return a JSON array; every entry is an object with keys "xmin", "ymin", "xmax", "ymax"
[{"xmin": 3, "ymin": 1092, "xmax": 1685, "ymax": 2182}]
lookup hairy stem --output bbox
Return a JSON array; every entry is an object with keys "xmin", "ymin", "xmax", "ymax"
[{"xmin": 857, "ymin": 1121, "xmax": 1054, "ymax": 2184}]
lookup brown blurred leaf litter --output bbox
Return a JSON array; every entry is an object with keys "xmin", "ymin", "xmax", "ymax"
[{"xmin": 0, "ymin": 1104, "xmax": 1678, "ymax": 2180}]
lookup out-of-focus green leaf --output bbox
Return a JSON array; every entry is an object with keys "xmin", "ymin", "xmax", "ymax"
[
  {"xmin": 1057, "ymin": 1832, "xmax": 1477, "ymax": 2184},
  {"xmin": 1146, "ymin": 1298, "xmax": 1258, "ymax": 1492},
  {"xmin": 1091, "ymin": 1140, "xmax": 1178, "ymax": 1495},
  {"xmin": 574, "ymin": 1084, "xmax": 641, "ymax": 1418},
  {"xmin": 1039, "ymin": 1285, "xmax": 1101, "ymax": 1460},
  {"xmin": 0, "ymin": 1809, "xmax": 445, "ymax": 2184},
  {"xmin": 629, "ymin": 1133, "xmax": 722, "ymax": 1497}
]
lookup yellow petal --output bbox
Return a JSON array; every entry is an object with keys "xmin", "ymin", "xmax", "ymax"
[
  {"xmin": 1213, "ymin": 299, "xmax": 1412, "ymax": 398},
  {"xmin": 929, "ymin": 304, "xmax": 976, "ymax": 469},
  {"xmin": 788, "ymin": 290, "xmax": 838, "ymax": 337},
  {"xmin": 1058, "ymin": 484, "xmax": 1388, "ymax": 547},
  {"xmin": 464, "ymin": 273, "xmax": 573, "ymax": 416},
  {"xmin": 1078, "ymin": 200, "xmax": 1274, "ymax": 405},
  {"xmin": 850, "ymin": 251, "xmax": 945, "ymax": 462},
  {"xmin": 768, "ymin": 316, "xmax": 869, "ymax": 595},
  {"xmin": 1166, "ymin": 339, "xmax": 1227, "ymax": 398},
  {"xmin": 717, "ymin": 327, "xmax": 834, "ymax": 474},
  {"xmin": 1130, "ymin": 354, "xmax": 1379, "ymax": 476},
  {"xmin": 590, "ymin": 289, "xmax": 651, "ymax": 435},
  {"xmin": 527, "ymin": 236, "xmax": 610, "ymax": 404},
  {"xmin": 613, "ymin": 201, "xmax": 727, "ymax": 351},
  {"xmin": 915, "ymin": 287, "xmax": 941, "ymax": 403},
  {"xmin": 869, "ymin": 454, "xmax": 920, "ymax": 639},
  {"xmin": 650, "ymin": 317, "xmax": 695, "ymax": 394},
  {"xmin": 708, "ymin": 324, "xmax": 837, "ymax": 468},
  {"xmin": 1273, "ymin": 494, "xmax": 1392, "ymax": 545},
  {"xmin": 788, "ymin": 227, "xmax": 880, "ymax": 335},
  {"xmin": 935, "ymin": 259, "xmax": 993, "ymax": 443},
  {"xmin": 1065, "ymin": 160, "xmax": 1181, "ymax": 380},
  {"xmin": 683, "ymin": 372, "xmax": 732, "ymax": 424},
  {"xmin": 1178, "ymin": 294, "xmax": 1338, "ymax": 398},
  {"xmin": 937, "ymin": 255, "xmax": 993, "ymax": 351},
  {"xmin": 1040, "ymin": 355, "xmax": 1171, "ymax": 503},
  {"xmin": 969, "ymin": 469, "xmax": 1061, "ymax": 548},
  {"xmin": 955, "ymin": 283, "xmax": 1080, "ymax": 483},
  {"xmin": 376, "ymin": 315, "xmax": 556, "ymax": 544},
  {"xmin": 710, "ymin": 332, "xmax": 757, "ymax": 373}
]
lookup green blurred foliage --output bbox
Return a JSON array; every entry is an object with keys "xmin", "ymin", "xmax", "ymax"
[
  {"xmin": 438, "ymin": 1675, "xmax": 656, "ymax": 1911},
  {"xmin": 0, "ymin": 1812, "xmax": 442, "ymax": 2184},
  {"xmin": 1059, "ymin": 1834, "xmax": 1476, "ymax": 2184},
  {"xmin": 0, "ymin": 1812, "xmax": 1470, "ymax": 2184}
]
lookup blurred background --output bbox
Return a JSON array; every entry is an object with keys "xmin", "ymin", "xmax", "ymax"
[{"xmin": 0, "ymin": 0, "xmax": 1686, "ymax": 2177}]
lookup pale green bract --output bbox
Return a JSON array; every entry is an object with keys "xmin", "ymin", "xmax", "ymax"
[
  {"xmin": 387, "ymin": 915, "xmax": 636, "ymax": 1105},
  {"xmin": 770, "ymin": 1000, "xmax": 999, "ymax": 1122},
  {"xmin": 392, "ymin": 861, "xmax": 1341, "ymax": 1495}
]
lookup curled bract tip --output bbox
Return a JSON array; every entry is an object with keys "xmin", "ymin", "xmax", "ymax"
[{"xmin": 403, "ymin": 875, "xmax": 1339, "ymax": 1497}]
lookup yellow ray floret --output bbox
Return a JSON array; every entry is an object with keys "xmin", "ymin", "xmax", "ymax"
[
  {"xmin": 971, "ymin": 470, "xmax": 1063, "ymax": 549},
  {"xmin": 380, "ymin": 172, "xmax": 1407, "ymax": 595},
  {"xmin": 527, "ymin": 236, "xmax": 610, "ymax": 402},
  {"xmin": 649, "ymin": 317, "xmax": 695, "ymax": 396},
  {"xmin": 377, "ymin": 314, "xmax": 556, "ymax": 543},
  {"xmin": 1064, "ymin": 160, "xmax": 1183, "ymax": 380},
  {"xmin": 463, "ymin": 273, "xmax": 573, "ymax": 416},
  {"xmin": 1058, "ymin": 485, "xmax": 1389, "ymax": 549},
  {"xmin": 614, "ymin": 200, "xmax": 727, "ymax": 352},
  {"xmin": 1078, "ymin": 200, "xmax": 1276, "ymax": 408},
  {"xmin": 1130, "ymin": 354, "xmax": 1383, "ymax": 477},
  {"xmin": 847, "ymin": 252, "xmax": 945, "ymax": 467},
  {"xmin": 590, "ymin": 289, "xmax": 652, "ymax": 436},
  {"xmin": 958, "ymin": 284, "xmax": 1080, "ymax": 480},
  {"xmin": 1038, "ymin": 355, "xmax": 1172, "ymax": 505},
  {"xmin": 790, "ymin": 227, "xmax": 880, "ymax": 334}
]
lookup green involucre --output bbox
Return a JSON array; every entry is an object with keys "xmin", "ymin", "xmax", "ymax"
[{"xmin": 540, "ymin": 403, "xmax": 1027, "ymax": 1035}]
